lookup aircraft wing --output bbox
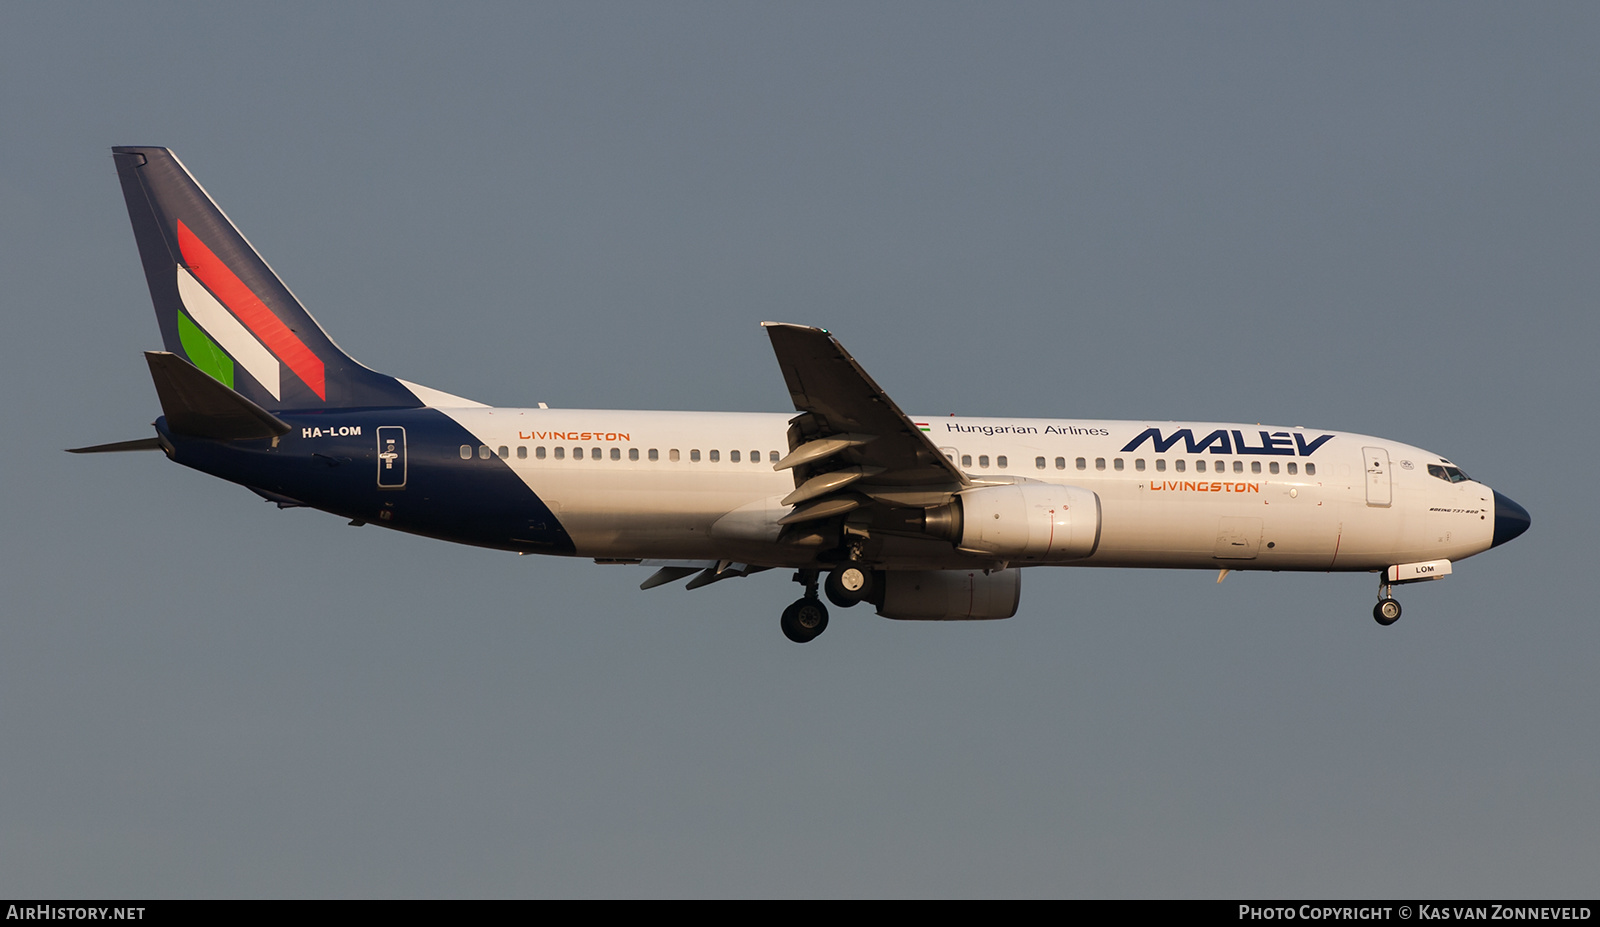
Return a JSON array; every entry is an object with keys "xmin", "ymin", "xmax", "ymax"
[{"xmin": 762, "ymin": 323, "xmax": 970, "ymax": 526}]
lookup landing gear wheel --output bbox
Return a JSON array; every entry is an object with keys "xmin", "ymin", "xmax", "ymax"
[
  {"xmin": 780, "ymin": 598, "xmax": 830, "ymax": 643},
  {"xmin": 824, "ymin": 565, "xmax": 875, "ymax": 608},
  {"xmin": 1373, "ymin": 598, "xmax": 1401, "ymax": 626}
]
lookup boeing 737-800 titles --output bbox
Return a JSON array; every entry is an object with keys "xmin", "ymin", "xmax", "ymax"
[{"xmin": 74, "ymin": 147, "xmax": 1531, "ymax": 642}]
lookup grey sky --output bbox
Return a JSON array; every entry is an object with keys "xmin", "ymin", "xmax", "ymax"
[{"xmin": 2, "ymin": 3, "xmax": 1595, "ymax": 897}]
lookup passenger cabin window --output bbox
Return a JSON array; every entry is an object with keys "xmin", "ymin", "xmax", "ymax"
[
  {"xmin": 516, "ymin": 446, "xmax": 527, "ymax": 459},
  {"xmin": 648, "ymin": 449, "xmax": 658, "ymax": 461},
  {"xmin": 1095, "ymin": 458, "xmax": 1106, "ymax": 471},
  {"xmin": 1175, "ymin": 460, "xmax": 1186, "ymax": 472},
  {"xmin": 592, "ymin": 446, "xmax": 601, "ymax": 459},
  {"xmin": 770, "ymin": 450, "xmax": 780, "ymax": 463},
  {"xmin": 459, "ymin": 445, "xmax": 471, "ymax": 459},
  {"xmin": 1113, "ymin": 458, "xmax": 1124, "ymax": 471},
  {"xmin": 750, "ymin": 450, "xmax": 760, "ymax": 464},
  {"xmin": 1076, "ymin": 458, "xmax": 1086, "ymax": 470},
  {"xmin": 691, "ymin": 449, "xmax": 701, "ymax": 462},
  {"xmin": 611, "ymin": 448, "xmax": 621, "ymax": 461},
  {"xmin": 479, "ymin": 446, "xmax": 491, "ymax": 460},
  {"xmin": 997, "ymin": 455, "xmax": 1008, "ymax": 469},
  {"xmin": 730, "ymin": 450, "xmax": 740, "ymax": 463},
  {"xmin": 1305, "ymin": 463, "xmax": 1317, "ymax": 476},
  {"xmin": 1135, "ymin": 459, "xmax": 1146, "ymax": 472},
  {"xmin": 1269, "ymin": 461, "xmax": 1279, "ymax": 474},
  {"xmin": 1233, "ymin": 460, "xmax": 1243, "ymax": 473},
  {"xmin": 1251, "ymin": 461, "xmax": 1261, "ymax": 474},
  {"xmin": 978, "ymin": 455, "xmax": 990, "ymax": 468},
  {"xmin": 962, "ymin": 454, "xmax": 972, "ymax": 467},
  {"xmin": 537, "ymin": 446, "xmax": 547, "ymax": 459},
  {"xmin": 1036, "ymin": 457, "xmax": 1046, "ymax": 470},
  {"xmin": 709, "ymin": 450, "xmax": 720, "ymax": 462},
  {"xmin": 1155, "ymin": 459, "xmax": 1166, "ymax": 472},
  {"xmin": 554, "ymin": 447, "xmax": 565, "ymax": 460},
  {"xmin": 1287, "ymin": 462, "xmax": 1298, "ymax": 475},
  {"xmin": 1196, "ymin": 459, "xmax": 1206, "ymax": 473},
  {"xmin": 1055, "ymin": 457, "xmax": 1066, "ymax": 470},
  {"xmin": 670, "ymin": 449, "xmax": 680, "ymax": 462},
  {"xmin": 573, "ymin": 447, "xmax": 584, "ymax": 460},
  {"xmin": 498, "ymin": 446, "xmax": 509, "ymax": 459}
]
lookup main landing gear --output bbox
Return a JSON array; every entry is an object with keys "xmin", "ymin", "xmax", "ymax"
[
  {"xmin": 824, "ymin": 563, "xmax": 876, "ymax": 608},
  {"xmin": 780, "ymin": 570, "xmax": 829, "ymax": 643},
  {"xmin": 782, "ymin": 557, "xmax": 881, "ymax": 642},
  {"xmin": 1373, "ymin": 575, "xmax": 1402, "ymax": 627}
]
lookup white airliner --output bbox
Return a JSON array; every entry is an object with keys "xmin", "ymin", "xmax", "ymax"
[{"xmin": 74, "ymin": 147, "xmax": 1531, "ymax": 642}]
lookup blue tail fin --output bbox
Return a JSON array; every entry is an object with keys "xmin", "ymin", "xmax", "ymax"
[{"xmin": 113, "ymin": 147, "xmax": 422, "ymax": 412}]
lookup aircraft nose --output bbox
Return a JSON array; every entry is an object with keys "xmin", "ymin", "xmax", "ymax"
[{"xmin": 1491, "ymin": 490, "xmax": 1531, "ymax": 548}]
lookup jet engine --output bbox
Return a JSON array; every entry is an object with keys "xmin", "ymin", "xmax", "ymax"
[
  {"xmin": 876, "ymin": 569, "xmax": 1022, "ymax": 621},
  {"xmin": 941, "ymin": 483, "xmax": 1101, "ymax": 562}
]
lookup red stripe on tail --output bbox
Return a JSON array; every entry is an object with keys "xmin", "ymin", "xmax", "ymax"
[{"xmin": 177, "ymin": 221, "xmax": 326, "ymax": 400}]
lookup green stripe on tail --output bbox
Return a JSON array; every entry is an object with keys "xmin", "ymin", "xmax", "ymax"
[{"xmin": 176, "ymin": 310, "xmax": 234, "ymax": 388}]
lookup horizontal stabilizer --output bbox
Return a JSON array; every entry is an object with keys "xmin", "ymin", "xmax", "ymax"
[
  {"xmin": 65, "ymin": 436, "xmax": 165, "ymax": 454},
  {"xmin": 249, "ymin": 487, "xmax": 309, "ymax": 509},
  {"xmin": 145, "ymin": 351, "xmax": 291, "ymax": 440}
]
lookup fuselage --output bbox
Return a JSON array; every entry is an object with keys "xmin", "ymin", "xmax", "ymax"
[{"xmin": 159, "ymin": 408, "xmax": 1506, "ymax": 574}]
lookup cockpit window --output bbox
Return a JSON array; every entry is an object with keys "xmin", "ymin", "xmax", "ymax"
[{"xmin": 1428, "ymin": 463, "xmax": 1471, "ymax": 483}]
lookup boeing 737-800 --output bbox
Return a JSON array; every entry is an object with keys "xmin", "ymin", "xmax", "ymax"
[{"xmin": 73, "ymin": 147, "xmax": 1531, "ymax": 642}]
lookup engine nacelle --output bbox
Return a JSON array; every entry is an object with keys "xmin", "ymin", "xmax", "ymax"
[
  {"xmin": 876, "ymin": 569, "xmax": 1022, "ymax": 621},
  {"xmin": 954, "ymin": 483, "xmax": 1101, "ymax": 562}
]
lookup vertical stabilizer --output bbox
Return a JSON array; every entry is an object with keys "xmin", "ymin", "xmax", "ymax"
[{"xmin": 113, "ymin": 147, "xmax": 421, "ymax": 411}]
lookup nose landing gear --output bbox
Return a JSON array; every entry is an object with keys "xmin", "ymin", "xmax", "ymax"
[
  {"xmin": 1369, "ymin": 559, "xmax": 1455, "ymax": 626},
  {"xmin": 1373, "ymin": 575, "xmax": 1401, "ymax": 626}
]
